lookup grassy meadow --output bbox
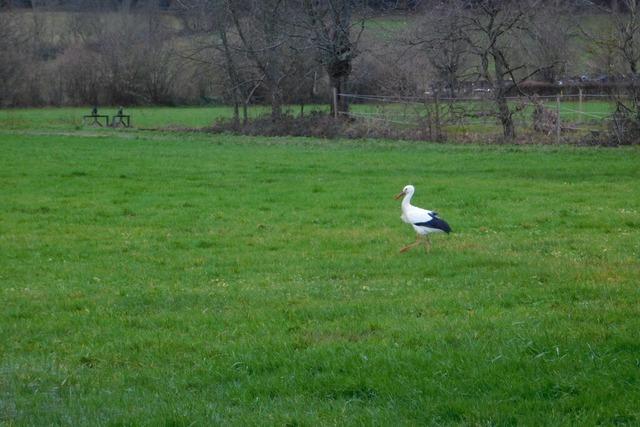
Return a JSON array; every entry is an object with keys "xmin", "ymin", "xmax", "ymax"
[
  {"xmin": 1, "ymin": 108, "xmax": 640, "ymax": 425},
  {"xmin": 0, "ymin": 106, "xmax": 281, "ymax": 131},
  {"xmin": 0, "ymin": 99, "xmax": 616, "ymax": 139}
]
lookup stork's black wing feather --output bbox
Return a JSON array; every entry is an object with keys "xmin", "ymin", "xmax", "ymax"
[{"xmin": 414, "ymin": 214, "xmax": 451, "ymax": 233}]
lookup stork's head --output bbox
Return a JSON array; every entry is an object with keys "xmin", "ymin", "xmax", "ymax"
[{"xmin": 394, "ymin": 184, "xmax": 415, "ymax": 200}]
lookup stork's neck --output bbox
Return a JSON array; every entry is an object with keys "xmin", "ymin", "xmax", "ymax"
[{"xmin": 401, "ymin": 192, "xmax": 413, "ymax": 210}]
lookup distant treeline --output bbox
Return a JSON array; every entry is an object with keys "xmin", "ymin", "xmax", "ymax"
[
  {"xmin": 1, "ymin": 0, "xmax": 179, "ymax": 10},
  {"xmin": 0, "ymin": 0, "xmax": 421, "ymax": 11},
  {"xmin": 0, "ymin": 0, "xmax": 635, "ymax": 111}
]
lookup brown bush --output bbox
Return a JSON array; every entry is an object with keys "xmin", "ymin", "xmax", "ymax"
[
  {"xmin": 58, "ymin": 45, "xmax": 103, "ymax": 105},
  {"xmin": 207, "ymin": 112, "xmax": 442, "ymax": 142}
]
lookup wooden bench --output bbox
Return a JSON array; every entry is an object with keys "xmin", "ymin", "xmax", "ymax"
[
  {"xmin": 111, "ymin": 114, "xmax": 131, "ymax": 128},
  {"xmin": 111, "ymin": 108, "xmax": 131, "ymax": 128},
  {"xmin": 82, "ymin": 114, "xmax": 110, "ymax": 127}
]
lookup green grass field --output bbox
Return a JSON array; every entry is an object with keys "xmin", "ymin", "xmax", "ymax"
[{"xmin": 1, "ymin": 109, "xmax": 640, "ymax": 425}]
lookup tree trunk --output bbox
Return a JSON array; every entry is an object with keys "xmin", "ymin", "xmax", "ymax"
[
  {"xmin": 232, "ymin": 100, "xmax": 239, "ymax": 127},
  {"xmin": 242, "ymin": 101, "xmax": 248, "ymax": 125},
  {"xmin": 270, "ymin": 86, "xmax": 282, "ymax": 121},
  {"xmin": 303, "ymin": 0, "xmax": 356, "ymax": 119},
  {"xmin": 330, "ymin": 76, "xmax": 349, "ymax": 117},
  {"xmin": 493, "ymin": 51, "xmax": 516, "ymax": 140},
  {"xmin": 497, "ymin": 94, "xmax": 515, "ymax": 140}
]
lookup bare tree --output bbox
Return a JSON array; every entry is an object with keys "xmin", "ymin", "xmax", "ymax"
[
  {"xmin": 226, "ymin": 0, "xmax": 301, "ymax": 120},
  {"xmin": 177, "ymin": 0, "xmax": 254, "ymax": 124},
  {"xmin": 0, "ymin": 11, "xmax": 26, "ymax": 105},
  {"xmin": 582, "ymin": 0, "xmax": 640, "ymax": 142},
  {"xmin": 302, "ymin": 0, "xmax": 366, "ymax": 116},
  {"xmin": 523, "ymin": 1, "xmax": 575, "ymax": 83},
  {"xmin": 178, "ymin": 0, "xmax": 319, "ymax": 123},
  {"xmin": 456, "ymin": 0, "xmax": 543, "ymax": 140},
  {"xmin": 406, "ymin": 2, "xmax": 471, "ymax": 98},
  {"xmin": 612, "ymin": 0, "xmax": 640, "ymax": 75}
]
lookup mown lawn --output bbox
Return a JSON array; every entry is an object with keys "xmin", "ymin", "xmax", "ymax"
[{"xmin": 1, "ymin": 119, "xmax": 639, "ymax": 425}]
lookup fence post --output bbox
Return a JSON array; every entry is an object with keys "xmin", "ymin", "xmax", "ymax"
[
  {"xmin": 556, "ymin": 94, "xmax": 561, "ymax": 144},
  {"xmin": 578, "ymin": 88, "xmax": 583, "ymax": 125},
  {"xmin": 423, "ymin": 92, "xmax": 432, "ymax": 140},
  {"xmin": 434, "ymin": 90, "xmax": 441, "ymax": 141},
  {"xmin": 332, "ymin": 87, "xmax": 338, "ymax": 119}
]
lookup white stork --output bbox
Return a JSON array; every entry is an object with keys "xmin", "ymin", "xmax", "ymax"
[{"xmin": 394, "ymin": 184, "xmax": 451, "ymax": 253}]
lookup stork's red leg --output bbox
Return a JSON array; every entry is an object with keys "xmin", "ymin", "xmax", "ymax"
[
  {"xmin": 423, "ymin": 235, "xmax": 431, "ymax": 253},
  {"xmin": 400, "ymin": 237, "xmax": 421, "ymax": 253}
]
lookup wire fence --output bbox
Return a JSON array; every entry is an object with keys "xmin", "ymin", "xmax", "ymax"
[{"xmin": 338, "ymin": 92, "xmax": 622, "ymax": 143}]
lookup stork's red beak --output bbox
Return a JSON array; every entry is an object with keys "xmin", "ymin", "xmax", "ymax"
[{"xmin": 394, "ymin": 191, "xmax": 406, "ymax": 200}]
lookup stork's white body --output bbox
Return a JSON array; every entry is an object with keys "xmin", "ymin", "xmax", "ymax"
[
  {"xmin": 400, "ymin": 200, "xmax": 442, "ymax": 236},
  {"xmin": 395, "ymin": 184, "xmax": 451, "ymax": 252}
]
